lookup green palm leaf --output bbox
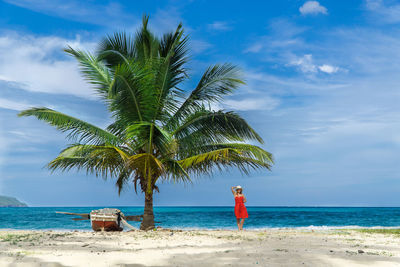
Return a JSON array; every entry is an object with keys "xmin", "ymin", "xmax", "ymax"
[
  {"xmin": 64, "ymin": 47, "xmax": 114, "ymax": 98},
  {"xmin": 48, "ymin": 144, "xmax": 129, "ymax": 177},
  {"xmin": 179, "ymin": 143, "xmax": 273, "ymax": 163},
  {"xmin": 169, "ymin": 64, "xmax": 244, "ymax": 126},
  {"xmin": 173, "ymin": 110, "xmax": 264, "ymax": 149},
  {"xmin": 110, "ymin": 60, "xmax": 156, "ymax": 122},
  {"xmin": 18, "ymin": 108, "xmax": 122, "ymax": 145},
  {"xmin": 98, "ymin": 31, "xmax": 136, "ymax": 67},
  {"xmin": 161, "ymin": 159, "xmax": 190, "ymax": 183},
  {"xmin": 179, "ymin": 148, "xmax": 272, "ymax": 176}
]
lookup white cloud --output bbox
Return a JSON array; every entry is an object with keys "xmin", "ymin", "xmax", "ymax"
[
  {"xmin": 244, "ymin": 43, "xmax": 264, "ymax": 53},
  {"xmin": 238, "ymin": 23, "xmax": 400, "ymax": 189},
  {"xmin": 149, "ymin": 7, "xmax": 187, "ymax": 35},
  {"xmin": 244, "ymin": 18, "xmax": 307, "ymax": 55},
  {"xmin": 0, "ymin": 98, "xmax": 33, "ymax": 111},
  {"xmin": 289, "ymin": 54, "xmax": 317, "ymax": 73},
  {"xmin": 208, "ymin": 21, "xmax": 232, "ymax": 31},
  {"xmin": 224, "ymin": 97, "xmax": 279, "ymax": 111},
  {"xmin": 318, "ymin": 64, "xmax": 339, "ymax": 74},
  {"xmin": 189, "ymin": 96, "xmax": 279, "ymax": 112},
  {"xmin": 138, "ymin": 6, "xmax": 212, "ymax": 56},
  {"xmin": 0, "ymin": 33, "xmax": 97, "ymax": 99},
  {"xmin": 246, "ymin": 70, "xmax": 348, "ymax": 92},
  {"xmin": 299, "ymin": 1, "xmax": 328, "ymax": 15},
  {"xmin": 365, "ymin": 0, "xmax": 400, "ymax": 24},
  {"xmin": 365, "ymin": 0, "xmax": 382, "ymax": 10},
  {"xmin": 190, "ymin": 40, "xmax": 212, "ymax": 54},
  {"xmin": 289, "ymin": 54, "xmax": 340, "ymax": 74}
]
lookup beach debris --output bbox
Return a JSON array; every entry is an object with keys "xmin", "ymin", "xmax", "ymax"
[
  {"xmin": 56, "ymin": 208, "xmax": 143, "ymax": 232},
  {"xmin": 346, "ymin": 250, "xmax": 357, "ymax": 255},
  {"xmin": 274, "ymin": 248, "xmax": 289, "ymax": 252}
]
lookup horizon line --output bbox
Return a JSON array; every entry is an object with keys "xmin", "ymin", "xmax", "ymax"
[{"xmin": 4, "ymin": 205, "xmax": 400, "ymax": 208}]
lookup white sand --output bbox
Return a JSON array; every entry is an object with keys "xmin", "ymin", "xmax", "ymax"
[{"xmin": 1, "ymin": 229, "xmax": 400, "ymax": 266}]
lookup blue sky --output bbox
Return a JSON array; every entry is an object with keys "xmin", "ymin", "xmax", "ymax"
[{"xmin": 1, "ymin": 0, "xmax": 400, "ymax": 207}]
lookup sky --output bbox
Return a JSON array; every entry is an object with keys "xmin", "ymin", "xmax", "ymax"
[{"xmin": 1, "ymin": 0, "xmax": 400, "ymax": 207}]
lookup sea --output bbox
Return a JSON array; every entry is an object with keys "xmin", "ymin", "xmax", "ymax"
[{"xmin": 1, "ymin": 207, "xmax": 400, "ymax": 230}]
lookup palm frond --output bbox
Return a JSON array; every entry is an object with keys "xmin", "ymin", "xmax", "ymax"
[
  {"xmin": 107, "ymin": 58, "xmax": 165, "ymax": 127},
  {"xmin": 173, "ymin": 110, "xmax": 264, "ymax": 150},
  {"xmin": 115, "ymin": 168, "xmax": 133, "ymax": 195},
  {"xmin": 156, "ymin": 24, "xmax": 188, "ymax": 122},
  {"xmin": 18, "ymin": 108, "xmax": 123, "ymax": 145},
  {"xmin": 48, "ymin": 145, "xmax": 126, "ymax": 177},
  {"xmin": 169, "ymin": 64, "xmax": 244, "ymax": 126},
  {"xmin": 126, "ymin": 122, "xmax": 172, "ymax": 155},
  {"xmin": 159, "ymin": 22, "xmax": 188, "ymax": 84},
  {"xmin": 134, "ymin": 15, "xmax": 160, "ymax": 61},
  {"xmin": 126, "ymin": 153, "xmax": 165, "ymax": 179},
  {"xmin": 161, "ymin": 159, "xmax": 191, "ymax": 183},
  {"xmin": 179, "ymin": 147, "xmax": 272, "ymax": 176},
  {"xmin": 178, "ymin": 143, "xmax": 273, "ymax": 164},
  {"xmin": 178, "ymin": 148, "xmax": 237, "ymax": 174},
  {"xmin": 98, "ymin": 31, "xmax": 136, "ymax": 67},
  {"xmin": 64, "ymin": 46, "xmax": 113, "ymax": 98}
]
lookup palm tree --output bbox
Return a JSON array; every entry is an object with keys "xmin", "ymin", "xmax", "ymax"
[{"xmin": 18, "ymin": 16, "xmax": 273, "ymax": 230}]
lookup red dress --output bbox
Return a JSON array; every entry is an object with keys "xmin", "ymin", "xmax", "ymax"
[{"xmin": 234, "ymin": 195, "xmax": 248, "ymax": 219}]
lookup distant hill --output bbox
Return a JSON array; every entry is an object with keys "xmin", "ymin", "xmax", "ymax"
[{"xmin": 0, "ymin": 195, "xmax": 27, "ymax": 207}]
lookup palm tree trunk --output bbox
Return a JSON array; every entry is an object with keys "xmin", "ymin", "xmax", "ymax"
[{"xmin": 140, "ymin": 189, "xmax": 155, "ymax": 230}]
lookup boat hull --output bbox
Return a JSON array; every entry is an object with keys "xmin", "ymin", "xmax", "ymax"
[
  {"xmin": 90, "ymin": 208, "xmax": 124, "ymax": 232},
  {"xmin": 91, "ymin": 220, "xmax": 123, "ymax": 232}
]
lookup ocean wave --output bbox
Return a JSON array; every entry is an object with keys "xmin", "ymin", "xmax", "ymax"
[
  {"xmin": 139, "ymin": 225, "xmax": 400, "ymax": 231},
  {"xmin": 244, "ymin": 225, "xmax": 400, "ymax": 231}
]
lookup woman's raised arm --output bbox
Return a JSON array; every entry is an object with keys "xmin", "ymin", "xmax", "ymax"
[{"xmin": 231, "ymin": 186, "xmax": 236, "ymax": 195}]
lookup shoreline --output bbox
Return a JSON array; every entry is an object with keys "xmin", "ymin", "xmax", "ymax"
[
  {"xmin": 1, "ymin": 229, "xmax": 400, "ymax": 266},
  {"xmin": 2, "ymin": 225, "xmax": 400, "ymax": 231}
]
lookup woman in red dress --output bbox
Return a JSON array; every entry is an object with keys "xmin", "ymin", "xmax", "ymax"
[{"xmin": 231, "ymin": 185, "xmax": 248, "ymax": 230}]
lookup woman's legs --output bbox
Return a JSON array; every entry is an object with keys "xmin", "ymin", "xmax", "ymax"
[
  {"xmin": 239, "ymin": 218, "xmax": 245, "ymax": 230},
  {"xmin": 236, "ymin": 218, "xmax": 241, "ymax": 230}
]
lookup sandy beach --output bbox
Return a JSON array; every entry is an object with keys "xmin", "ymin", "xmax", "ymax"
[{"xmin": 1, "ymin": 229, "xmax": 400, "ymax": 267}]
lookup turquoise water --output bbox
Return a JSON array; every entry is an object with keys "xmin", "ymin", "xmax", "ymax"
[{"xmin": 1, "ymin": 207, "xmax": 400, "ymax": 230}]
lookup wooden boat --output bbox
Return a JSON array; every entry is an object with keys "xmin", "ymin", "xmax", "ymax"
[
  {"xmin": 90, "ymin": 208, "xmax": 124, "ymax": 231},
  {"xmin": 56, "ymin": 208, "xmax": 142, "ymax": 231}
]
